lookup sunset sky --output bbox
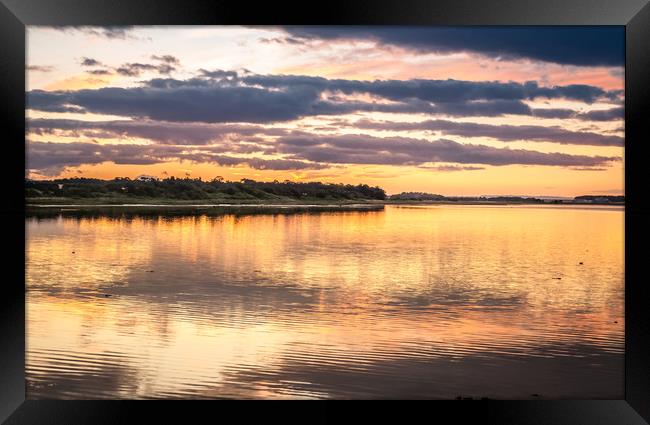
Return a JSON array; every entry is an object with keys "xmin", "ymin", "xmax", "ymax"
[{"xmin": 26, "ymin": 26, "xmax": 624, "ymax": 196}]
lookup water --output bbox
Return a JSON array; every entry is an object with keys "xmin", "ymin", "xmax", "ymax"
[{"xmin": 25, "ymin": 204, "xmax": 624, "ymax": 399}]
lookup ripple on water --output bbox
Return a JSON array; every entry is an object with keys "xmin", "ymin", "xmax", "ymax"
[{"xmin": 26, "ymin": 205, "xmax": 624, "ymax": 399}]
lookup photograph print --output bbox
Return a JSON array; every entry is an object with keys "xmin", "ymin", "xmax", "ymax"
[{"xmin": 25, "ymin": 25, "xmax": 624, "ymax": 399}]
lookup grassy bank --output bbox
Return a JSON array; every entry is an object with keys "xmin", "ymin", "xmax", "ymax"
[
  {"xmin": 26, "ymin": 195, "xmax": 386, "ymax": 206},
  {"xmin": 26, "ymin": 196, "xmax": 624, "ymax": 207},
  {"xmin": 26, "ymin": 202, "xmax": 386, "ymax": 219}
]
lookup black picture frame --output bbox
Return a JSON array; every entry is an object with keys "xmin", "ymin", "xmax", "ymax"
[{"xmin": 2, "ymin": 0, "xmax": 649, "ymax": 423}]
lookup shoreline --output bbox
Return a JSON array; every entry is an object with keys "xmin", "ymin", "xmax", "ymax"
[
  {"xmin": 25, "ymin": 203, "xmax": 387, "ymax": 218},
  {"xmin": 26, "ymin": 198, "xmax": 625, "ymax": 207},
  {"xmin": 25, "ymin": 200, "xmax": 623, "ymax": 219}
]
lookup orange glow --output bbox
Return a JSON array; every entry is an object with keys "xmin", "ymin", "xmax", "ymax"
[
  {"xmin": 25, "ymin": 26, "xmax": 625, "ymax": 198},
  {"xmin": 26, "ymin": 205, "xmax": 624, "ymax": 398}
]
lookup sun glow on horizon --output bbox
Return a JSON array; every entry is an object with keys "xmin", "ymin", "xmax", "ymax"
[{"xmin": 26, "ymin": 26, "xmax": 624, "ymax": 197}]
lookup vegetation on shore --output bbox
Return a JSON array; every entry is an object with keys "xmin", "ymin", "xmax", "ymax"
[
  {"xmin": 389, "ymin": 192, "xmax": 624, "ymax": 205},
  {"xmin": 26, "ymin": 177, "xmax": 386, "ymax": 204},
  {"xmin": 26, "ymin": 203, "xmax": 385, "ymax": 219},
  {"xmin": 25, "ymin": 177, "xmax": 624, "ymax": 206}
]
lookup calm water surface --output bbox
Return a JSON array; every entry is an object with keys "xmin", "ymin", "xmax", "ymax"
[{"xmin": 26, "ymin": 205, "xmax": 624, "ymax": 399}]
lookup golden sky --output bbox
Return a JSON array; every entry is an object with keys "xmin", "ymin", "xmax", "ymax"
[{"xmin": 26, "ymin": 26, "xmax": 624, "ymax": 196}]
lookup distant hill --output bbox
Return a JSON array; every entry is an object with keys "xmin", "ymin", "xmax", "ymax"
[
  {"xmin": 389, "ymin": 192, "xmax": 624, "ymax": 205},
  {"xmin": 389, "ymin": 192, "xmax": 544, "ymax": 203},
  {"xmin": 574, "ymin": 195, "xmax": 625, "ymax": 203},
  {"xmin": 389, "ymin": 192, "xmax": 446, "ymax": 201}
]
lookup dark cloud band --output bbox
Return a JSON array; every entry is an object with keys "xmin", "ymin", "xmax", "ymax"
[
  {"xmin": 278, "ymin": 26, "xmax": 624, "ymax": 67},
  {"xmin": 28, "ymin": 117, "xmax": 624, "ymax": 148},
  {"xmin": 352, "ymin": 119, "xmax": 624, "ymax": 146},
  {"xmin": 26, "ymin": 72, "xmax": 622, "ymax": 124},
  {"xmin": 275, "ymin": 134, "xmax": 618, "ymax": 168},
  {"xmin": 25, "ymin": 127, "xmax": 620, "ymax": 176},
  {"xmin": 26, "ymin": 141, "xmax": 326, "ymax": 176},
  {"xmin": 27, "ymin": 118, "xmax": 280, "ymax": 146}
]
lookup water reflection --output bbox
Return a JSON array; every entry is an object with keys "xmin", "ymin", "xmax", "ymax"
[{"xmin": 26, "ymin": 205, "xmax": 624, "ymax": 399}]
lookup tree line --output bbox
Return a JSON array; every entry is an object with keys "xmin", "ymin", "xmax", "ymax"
[{"xmin": 25, "ymin": 177, "xmax": 387, "ymax": 201}]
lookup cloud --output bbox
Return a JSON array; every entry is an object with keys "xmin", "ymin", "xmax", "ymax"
[
  {"xmin": 531, "ymin": 107, "xmax": 624, "ymax": 122},
  {"xmin": 52, "ymin": 26, "xmax": 137, "ymax": 40},
  {"xmin": 27, "ymin": 65, "xmax": 54, "ymax": 73},
  {"xmin": 86, "ymin": 69, "xmax": 112, "ymax": 76},
  {"xmin": 80, "ymin": 57, "xmax": 103, "ymax": 67},
  {"xmin": 198, "ymin": 69, "xmax": 239, "ymax": 79},
  {"xmin": 79, "ymin": 56, "xmax": 178, "ymax": 77},
  {"xmin": 156, "ymin": 64, "xmax": 175, "ymax": 74},
  {"xmin": 259, "ymin": 36, "xmax": 305, "ymax": 45},
  {"xmin": 31, "ymin": 116, "xmax": 622, "ymax": 152},
  {"xmin": 421, "ymin": 165, "xmax": 486, "ymax": 172},
  {"xmin": 26, "ymin": 121, "xmax": 619, "ymax": 175},
  {"xmin": 151, "ymin": 55, "xmax": 180, "ymax": 65},
  {"xmin": 578, "ymin": 107, "xmax": 625, "ymax": 121},
  {"xmin": 531, "ymin": 108, "xmax": 576, "ymax": 119},
  {"xmin": 275, "ymin": 134, "xmax": 619, "ymax": 168},
  {"xmin": 79, "ymin": 58, "xmax": 113, "ymax": 75},
  {"xmin": 353, "ymin": 119, "xmax": 624, "ymax": 146},
  {"xmin": 26, "ymin": 141, "xmax": 327, "ymax": 176},
  {"xmin": 278, "ymin": 26, "xmax": 624, "ymax": 67},
  {"xmin": 242, "ymin": 74, "xmax": 620, "ymax": 104},
  {"xmin": 115, "ymin": 62, "xmax": 175, "ymax": 77},
  {"xmin": 27, "ymin": 90, "xmax": 86, "ymax": 113},
  {"xmin": 27, "ymin": 118, "xmax": 284, "ymax": 146},
  {"xmin": 26, "ymin": 71, "xmax": 621, "ymax": 124},
  {"xmin": 27, "ymin": 117, "xmax": 619, "ymax": 174},
  {"xmin": 27, "ymin": 85, "xmax": 315, "ymax": 123},
  {"xmin": 87, "ymin": 26, "xmax": 134, "ymax": 39},
  {"xmin": 569, "ymin": 167, "xmax": 607, "ymax": 171}
]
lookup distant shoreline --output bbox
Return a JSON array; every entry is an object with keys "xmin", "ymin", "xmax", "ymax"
[
  {"xmin": 25, "ymin": 197, "xmax": 624, "ymax": 207},
  {"xmin": 25, "ymin": 202, "xmax": 387, "ymax": 218},
  {"xmin": 25, "ymin": 201, "xmax": 623, "ymax": 220},
  {"xmin": 25, "ymin": 178, "xmax": 624, "ymax": 208}
]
